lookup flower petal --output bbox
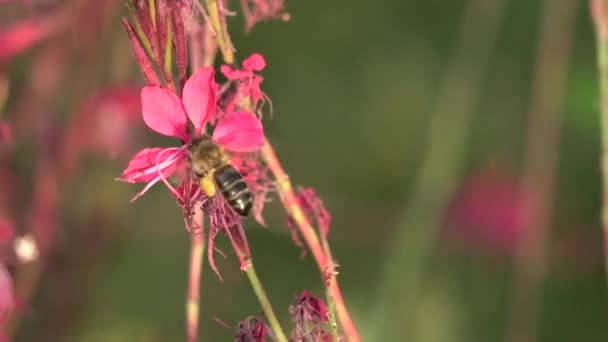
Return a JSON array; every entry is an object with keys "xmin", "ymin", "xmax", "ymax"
[
  {"xmin": 182, "ymin": 67, "xmax": 215, "ymax": 133},
  {"xmin": 212, "ymin": 112, "xmax": 264, "ymax": 152},
  {"xmin": 243, "ymin": 53, "xmax": 266, "ymax": 71},
  {"xmin": 141, "ymin": 86, "xmax": 188, "ymax": 140},
  {"xmin": 220, "ymin": 65, "xmax": 251, "ymax": 80},
  {"xmin": 121, "ymin": 147, "xmax": 179, "ymax": 182}
]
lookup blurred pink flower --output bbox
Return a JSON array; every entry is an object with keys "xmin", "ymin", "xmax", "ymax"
[
  {"xmin": 240, "ymin": 0, "xmax": 290, "ymax": 32},
  {"xmin": 0, "ymin": 121, "xmax": 12, "ymax": 150},
  {"xmin": 61, "ymin": 86, "xmax": 141, "ymax": 174},
  {"xmin": 220, "ymin": 53, "xmax": 271, "ymax": 119},
  {"xmin": 0, "ymin": 10, "xmax": 68, "ymax": 63},
  {"xmin": 0, "ymin": 218, "xmax": 14, "ymax": 243},
  {"xmin": 445, "ymin": 164, "xmax": 527, "ymax": 255}
]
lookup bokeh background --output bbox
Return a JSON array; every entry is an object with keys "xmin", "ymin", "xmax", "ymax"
[{"xmin": 2, "ymin": 0, "xmax": 608, "ymax": 341}]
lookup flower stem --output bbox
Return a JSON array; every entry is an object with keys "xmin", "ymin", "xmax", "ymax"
[
  {"xmin": 204, "ymin": 0, "xmax": 234, "ymax": 64},
  {"xmin": 591, "ymin": 0, "xmax": 608, "ymax": 286},
  {"xmin": 262, "ymin": 142, "xmax": 361, "ymax": 342},
  {"xmin": 243, "ymin": 259, "xmax": 288, "ymax": 342},
  {"xmin": 319, "ymin": 233, "xmax": 339, "ymax": 341},
  {"xmin": 325, "ymin": 284, "xmax": 339, "ymax": 342},
  {"xmin": 186, "ymin": 209, "xmax": 205, "ymax": 342}
]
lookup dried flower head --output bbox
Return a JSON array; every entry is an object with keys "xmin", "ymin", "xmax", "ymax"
[
  {"xmin": 235, "ymin": 316, "xmax": 270, "ymax": 342},
  {"xmin": 289, "ymin": 291, "xmax": 330, "ymax": 342},
  {"xmin": 287, "ymin": 188, "xmax": 332, "ymax": 255}
]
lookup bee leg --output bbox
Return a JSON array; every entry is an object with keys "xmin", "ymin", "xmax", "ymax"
[{"xmin": 200, "ymin": 174, "xmax": 216, "ymax": 198}]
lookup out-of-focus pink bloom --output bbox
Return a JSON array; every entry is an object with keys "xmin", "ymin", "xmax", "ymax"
[
  {"xmin": 0, "ymin": 218, "xmax": 15, "ymax": 243},
  {"xmin": 0, "ymin": 121, "xmax": 12, "ymax": 151},
  {"xmin": 445, "ymin": 164, "xmax": 527, "ymax": 256},
  {"xmin": 0, "ymin": 264, "xmax": 14, "ymax": 325},
  {"xmin": 235, "ymin": 316, "xmax": 269, "ymax": 342},
  {"xmin": 289, "ymin": 291, "xmax": 330, "ymax": 342},
  {"xmin": 0, "ymin": 10, "xmax": 69, "ymax": 63},
  {"xmin": 220, "ymin": 53, "xmax": 271, "ymax": 119},
  {"xmin": 61, "ymin": 86, "xmax": 141, "ymax": 174},
  {"xmin": 120, "ymin": 67, "xmax": 264, "ymax": 276},
  {"xmin": 240, "ymin": 0, "xmax": 289, "ymax": 32}
]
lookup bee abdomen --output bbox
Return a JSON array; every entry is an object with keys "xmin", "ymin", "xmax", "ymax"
[{"xmin": 213, "ymin": 165, "xmax": 253, "ymax": 217}]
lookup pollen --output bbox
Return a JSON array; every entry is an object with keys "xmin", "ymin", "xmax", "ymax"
[{"xmin": 201, "ymin": 174, "xmax": 217, "ymax": 198}]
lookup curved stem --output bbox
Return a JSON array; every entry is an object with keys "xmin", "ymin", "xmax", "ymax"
[
  {"xmin": 262, "ymin": 142, "xmax": 361, "ymax": 342},
  {"xmin": 243, "ymin": 259, "xmax": 288, "ymax": 342},
  {"xmin": 186, "ymin": 209, "xmax": 205, "ymax": 342}
]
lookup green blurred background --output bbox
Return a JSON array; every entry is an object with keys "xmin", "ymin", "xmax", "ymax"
[{"xmin": 5, "ymin": 0, "xmax": 608, "ymax": 341}]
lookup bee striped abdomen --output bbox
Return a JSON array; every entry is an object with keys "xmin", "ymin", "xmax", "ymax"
[{"xmin": 213, "ymin": 165, "xmax": 253, "ymax": 217}]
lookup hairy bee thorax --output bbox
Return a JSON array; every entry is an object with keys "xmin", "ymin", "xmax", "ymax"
[
  {"xmin": 188, "ymin": 136, "xmax": 253, "ymax": 216},
  {"xmin": 188, "ymin": 136, "xmax": 230, "ymax": 179}
]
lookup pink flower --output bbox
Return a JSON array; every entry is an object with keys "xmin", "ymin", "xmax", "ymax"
[
  {"xmin": 0, "ymin": 121, "xmax": 12, "ymax": 151},
  {"xmin": 240, "ymin": 0, "xmax": 290, "ymax": 32},
  {"xmin": 0, "ymin": 10, "xmax": 68, "ymax": 63},
  {"xmin": 120, "ymin": 67, "xmax": 264, "ymax": 203},
  {"xmin": 0, "ymin": 218, "xmax": 14, "ymax": 243},
  {"xmin": 61, "ymin": 86, "xmax": 141, "ymax": 175},
  {"xmin": 445, "ymin": 163, "xmax": 526, "ymax": 256},
  {"xmin": 120, "ymin": 67, "xmax": 264, "ymax": 276},
  {"xmin": 220, "ymin": 53, "xmax": 271, "ymax": 119}
]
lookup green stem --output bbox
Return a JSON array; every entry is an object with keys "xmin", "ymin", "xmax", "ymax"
[
  {"xmin": 243, "ymin": 260, "xmax": 288, "ymax": 342},
  {"xmin": 592, "ymin": 0, "xmax": 608, "ymax": 284},
  {"xmin": 325, "ymin": 288, "xmax": 339, "ymax": 342},
  {"xmin": 204, "ymin": 0, "xmax": 234, "ymax": 64}
]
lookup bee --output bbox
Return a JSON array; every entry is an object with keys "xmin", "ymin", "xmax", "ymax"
[{"xmin": 188, "ymin": 136, "xmax": 253, "ymax": 216}]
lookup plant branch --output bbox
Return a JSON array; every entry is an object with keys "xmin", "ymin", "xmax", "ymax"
[
  {"xmin": 262, "ymin": 143, "xmax": 360, "ymax": 342},
  {"xmin": 243, "ymin": 259, "xmax": 288, "ymax": 342}
]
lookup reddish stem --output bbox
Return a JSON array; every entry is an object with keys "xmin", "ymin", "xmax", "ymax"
[
  {"xmin": 261, "ymin": 143, "xmax": 360, "ymax": 342},
  {"xmin": 186, "ymin": 209, "xmax": 205, "ymax": 342}
]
